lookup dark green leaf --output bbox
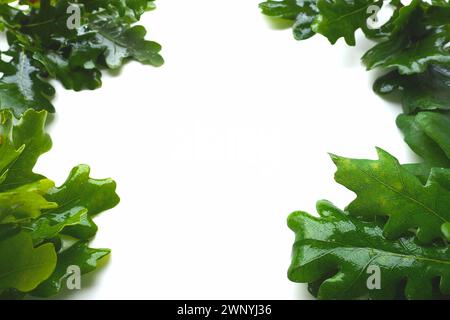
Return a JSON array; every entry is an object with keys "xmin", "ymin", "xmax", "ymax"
[
  {"xmin": 362, "ymin": 4, "xmax": 450, "ymax": 75},
  {"xmin": 259, "ymin": 0, "xmax": 319, "ymax": 40},
  {"xmin": 397, "ymin": 112, "xmax": 450, "ymax": 168},
  {"xmin": 0, "ymin": 179, "xmax": 57, "ymax": 224},
  {"xmin": 0, "ymin": 0, "xmax": 163, "ymax": 116},
  {"xmin": 288, "ymin": 200, "xmax": 450, "ymax": 300},
  {"xmin": 45, "ymin": 165, "xmax": 120, "ymax": 218},
  {"xmin": 32, "ymin": 241, "xmax": 110, "ymax": 297},
  {"xmin": 375, "ymin": 65, "xmax": 450, "ymax": 113},
  {"xmin": 415, "ymin": 111, "xmax": 450, "ymax": 158},
  {"xmin": 0, "ymin": 48, "xmax": 55, "ymax": 117},
  {"xmin": 0, "ymin": 109, "xmax": 52, "ymax": 190},
  {"xmin": 84, "ymin": 9, "xmax": 164, "ymax": 68}
]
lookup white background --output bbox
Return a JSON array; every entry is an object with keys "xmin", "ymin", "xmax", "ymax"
[{"xmin": 34, "ymin": 0, "xmax": 417, "ymax": 299}]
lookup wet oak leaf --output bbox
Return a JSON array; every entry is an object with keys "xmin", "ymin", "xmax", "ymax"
[
  {"xmin": 332, "ymin": 148, "xmax": 450, "ymax": 243},
  {"xmin": 375, "ymin": 65, "xmax": 450, "ymax": 114},
  {"xmin": 397, "ymin": 112, "xmax": 450, "ymax": 168},
  {"xmin": 259, "ymin": 0, "xmax": 320, "ymax": 40},
  {"xmin": 0, "ymin": 232, "xmax": 56, "ymax": 292},
  {"xmin": 32, "ymin": 241, "xmax": 110, "ymax": 297},
  {"xmin": 0, "ymin": 109, "xmax": 119, "ymax": 298},
  {"xmin": 0, "ymin": 0, "xmax": 163, "ymax": 116},
  {"xmin": 288, "ymin": 201, "xmax": 450, "ymax": 300},
  {"xmin": 312, "ymin": 0, "xmax": 383, "ymax": 45}
]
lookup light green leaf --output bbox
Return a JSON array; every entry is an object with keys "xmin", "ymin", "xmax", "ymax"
[
  {"xmin": 0, "ymin": 232, "xmax": 56, "ymax": 292},
  {"xmin": 332, "ymin": 148, "xmax": 450, "ymax": 243},
  {"xmin": 0, "ymin": 179, "xmax": 57, "ymax": 224}
]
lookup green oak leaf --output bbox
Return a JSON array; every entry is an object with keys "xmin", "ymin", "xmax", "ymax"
[
  {"xmin": 23, "ymin": 207, "xmax": 88, "ymax": 244},
  {"xmin": 124, "ymin": 0, "xmax": 157, "ymax": 19},
  {"xmin": 0, "ymin": 109, "xmax": 119, "ymax": 297},
  {"xmin": 0, "ymin": 0, "xmax": 163, "ymax": 116},
  {"xmin": 0, "ymin": 109, "xmax": 119, "ymax": 244},
  {"xmin": 362, "ymin": 0, "xmax": 419, "ymax": 39},
  {"xmin": 32, "ymin": 241, "xmax": 110, "ymax": 297},
  {"xmin": 43, "ymin": 164, "xmax": 120, "ymax": 240},
  {"xmin": 384, "ymin": 0, "xmax": 423, "ymax": 35},
  {"xmin": 260, "ymin": 0, "xmax": 307, "ymax": 19},
  {"xmin": 332, "ymin": 148, "xmax": 450, "ymax": 243},
  {"xmin": 259, "ymin": 0, "xmax": 319, "ymax": 40},
  {"xmin": 0, "ymin": 47, "xmax": 55, "ymax": 117},
  {"xmin": 16, "ymin": 0, "xmax": 78, "ymax": 45},
  {"xmin": 397, "ymin": 111, "xmax": 450, "ymax": 186},
  {"xmin": 84, "ymin": 9, "xmax": 164, "ymax": 69},
  {"xmin": 46, "ymin": 165, "xmax": 120, "ymax": 218},
  {"xmin": 77, "ymin": 0, "xmax": 156, "ymax": 23},
  {"xmin": 0, "ymin": 224, "xmax": 20, "ymax": 242},
  {"xmin": 260, "ymin": 0, "xmax": 450, "ymax": 300},
  {"xmin": 288, "ymin": 200, "xmax": 450, "ymax": 300},
  {"xmin": 375, "ymin": 65, "xmax": 450, "ymax": 113},
  {"xmin": 33, "ymin": 51, "xmax": 102, "ymax": 91},
  {"xmin": 397, "ymin": 112, "xmax": 450, "ymax": 169},
  {"xmin": 403, "ymin": 163, "xmax": 436, "ymax": 184},
  {"xmin": 0, "ymin": 179, "xmax": 57, "ymax": 224},
  {"xmin": 0, "ymin": 110, "xmax": 23, "ymax": 183},
  {"xmin": 415, "ymin": 111, "xmax": 450, "ymax": 158},
  {"xmin": 60, "ymin": 214, "xmax": 99, "ymax": 240},
  {"xmin": 0, "ymin": 109, "xmax": 119, "ymax": 242},
  {"xmin": 430, "ymin": 167, "xmax": 450, "ymax": 192},
  {"xmin": 0, "ymin": 232, "xmax": 56, "ymax": 292},
  {"xmin": 362, "ymin": 3, "xmax": 450, "ymax": 75},
  {"xmin": 0, "ymin": 109, "xmax": 51, "ymax": 190},
  {"xmin": 432, "ymin": 0, "xmax": 450, "ymax": 7},
  {"xmin": 363, "ymin": 27, "xmax": 450, "ymax": 74},
  {"xmin": 312, "ymin": 0, "xmax": 382, "ymax": 45},
  {"xmin": 425, "ymin": 2, "xmax": 450, "ymax": 25}
]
